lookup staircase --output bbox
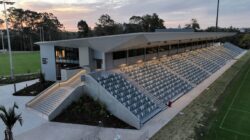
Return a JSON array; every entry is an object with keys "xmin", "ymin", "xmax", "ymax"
[{"xmin": 26, "ymin": 70, "xmax": 85, "ymax": 120}]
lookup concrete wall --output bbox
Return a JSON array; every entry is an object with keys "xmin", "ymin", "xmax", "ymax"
[
  {"xmin": 84, "ymin": 74, "xmax": 141, "ymax": 129},
  {"xmin": 146, "ymin": 53, "xmax": 157, "ymax": 61},
  {"xmin": 48, "ymin": 85, "xmax": 85, "ymax": 120},
  {"xmin": 79, "ymin": 47, "xmax": 90, "ymax": 67},
  {"xmin": 40, "ymin": 44, "xmax": 57, "ymax": 81},
  {"xmin": 105, "ymin": 52, "xmax": 113, "ymax": 70},
  {"xmin": 61, "ymin": 69, "xmax": 81, "ymax": 81},
  {"xmin": 159, "ymin": 51, "xmax": 169, "ymax": 57},
  {"xmin": 94, "ymin": 50, "xmax": 103, "ymax": 59}
]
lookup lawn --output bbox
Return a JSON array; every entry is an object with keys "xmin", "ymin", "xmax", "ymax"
[
  {"xmin": 204, "ymin": 51, "xmax": 250, "ymax": 140},
  {"xmin": 0, "ymin": 51, "xmax": 40, "ymax": 76}
]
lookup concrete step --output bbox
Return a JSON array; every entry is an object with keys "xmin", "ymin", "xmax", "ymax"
[{"xmin": 30, "ymin": 88, "xmax": 70, "ymax": 116}]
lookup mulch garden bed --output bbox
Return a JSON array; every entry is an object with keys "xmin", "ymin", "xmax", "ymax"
[
  {"xmin": 13, "ymin": 81, "xmax": 54, "ymax": 96},
  {"xmin": 0, "ymin": 73, "xmax": 40, "ymax": 85},
  {"xmin": 53, "ymin": 94, "xmax": 135, "ymax": 129}
]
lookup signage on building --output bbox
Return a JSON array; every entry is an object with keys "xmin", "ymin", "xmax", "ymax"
[{"xmin": 42, "ymin": 58, "xmax": 48, "ymax": 64}]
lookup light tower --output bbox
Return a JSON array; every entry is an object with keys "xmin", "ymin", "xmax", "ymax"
[
  {"xmin": 0, "ymin": 0, "xmax": 16, "ymax": 92},
  {"xmin": 0, "ymin": 0, "xmax": 15, "ymax": 79},
  {"xmin": 216, "ymin": 0, "xmax": 220, "ymax": 32}
]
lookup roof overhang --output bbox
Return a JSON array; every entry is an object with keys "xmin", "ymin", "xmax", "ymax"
[{"xmin": 36, "ymin": 32, "xmax": 236, "ymax": 53}]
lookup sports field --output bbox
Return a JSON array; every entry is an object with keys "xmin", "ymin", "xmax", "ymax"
[
  {"xmin": 204, "ymin": 52, "xmax": 250, "ymax": 139},
  {"xmin": 0, "ymin": 51, "xmax": 40, "ymax": 76}
]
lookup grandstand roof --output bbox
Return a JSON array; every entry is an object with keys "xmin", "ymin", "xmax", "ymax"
[{"xmin": 36, "ymin": 32, "xmax": 236, "ymax": 52}]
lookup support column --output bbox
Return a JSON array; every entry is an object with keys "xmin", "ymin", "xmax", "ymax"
[{"xmin": 126, "ymin": 49, "xmax": 128, "ymax": 65}]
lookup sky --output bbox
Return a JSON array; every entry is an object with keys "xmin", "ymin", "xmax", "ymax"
[{"xmin": 1, "ymin": 0, "xmax": 250, "ymax": 31}]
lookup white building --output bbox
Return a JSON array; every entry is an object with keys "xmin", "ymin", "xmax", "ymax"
[
  {"xmin": 30, "ymin": 32, "xmax": 245, "ymax": 129},
  {"xmin": 37, "ymin": 32, "xmax": 234, "ymax": 81}
]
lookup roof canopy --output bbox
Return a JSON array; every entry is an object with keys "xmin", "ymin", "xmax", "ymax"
[{"xmin": 36, "ymin": 32, "xmax": 235, "ymax": 53}]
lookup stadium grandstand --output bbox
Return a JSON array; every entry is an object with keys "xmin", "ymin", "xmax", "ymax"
[{"xmin": 26, "ymin": 32, "xmax": 246, "ymax": 129}]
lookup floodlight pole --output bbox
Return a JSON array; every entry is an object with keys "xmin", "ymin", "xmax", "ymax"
[
  {"xmin": 0, "ymin": 30, "xmax": 4, "ymax": 51},
  {"xmin": 216, "ymin": 0, "xmax": 220, "ymax": 32},
  {"xmin": 1, "ymin": 0, "xmax": 16, "ymax": 92},
  {"xmin": 39, "ymin": 27, "xmax": 44, "ymax": 41}
]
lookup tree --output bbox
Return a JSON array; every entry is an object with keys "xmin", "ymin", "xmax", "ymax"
[
  {"xmin": 0, "ymin": 103, "xmax": 23, "ymax": 140},
  {"xmin": 7, "ymin": 7, "xmax": 64, "ymax": 51},
  {"xmin": 93, "ymin": 14, "xmax": 123, "ymax": 36},
  {"xmin": 185, "ymin": 18, "xmax": 200, "ymax": 31},
  {"xmin": 205, "ymin": 26, "xmax": 240, "ymax": 32},
  {"xmin": 39, "ymin": 12, "xmax": 64, "ymax": 41},
  {"xmin": 127, "ymin": 13, "xmax": 165, "ymax": 32},
  {"xmin": 0, "ymin": 19, "xmax": 4, "ymax": 28},
  {"xmin": 0, "ymin": 19, "xmax": 4, "ymax": 50},
  {"xmin": 123, "ymin": 23, "xmax": 143, "ymax": 33},
  {"xmin": 239, "ymin": 33, "xmax": 250, "ymax": 49},
  {"xmin": 97, "ymin": 14, "xmax": 115, "ymax": 27},
  {"xmin": 129, "ymin": 16, "xmax": 143, "ymax": 24},
  {"xmin": 77, "ymin": 20, "xmax": 90, "ymax": 38}
]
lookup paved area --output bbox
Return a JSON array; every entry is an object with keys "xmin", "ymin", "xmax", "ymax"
[
  {"xmin": 0, "ymin": 79, "xmax": 47, "ymax": 139},
  {"xmin": 10, "ymin": 51, "xmax": 247, "ymax": 140}
]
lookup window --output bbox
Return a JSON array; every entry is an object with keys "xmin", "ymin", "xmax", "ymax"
[
  {"xmin": 187, "ymin": 42, "xmax": 192, "ymax": 47},
  {"xmin": 159, "ymin": 45, "xmax": 170, "ymax": 52},
  {"xmin": 129, "ymin": 48, "xmax": 144, "ymax": 57},
  {"xmin": 55, "ymin": 46, "xmax": 79, "ymax": 64},
  {"xmin": 146, "ymin": 47, "xmax": 157, "ymax": 54},
  {"xmin": 171, "ymin": 44, "xmax": 178, "ymax": 49},
  {"xmin": 179, "ymin": 43, "xmax": 186, "ymax": 48},
  {"xmin": 113, "ymin": 51, "xmax": 127, "ymax": 60}
]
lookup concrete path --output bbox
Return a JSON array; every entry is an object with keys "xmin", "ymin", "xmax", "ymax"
[
  {"xmin": 0, "ymin": 79, "xmax": 47, "ymax": 139},
  {"xmin": 15, "ymin": 51, "xmax": 247, "ymax": 140}
]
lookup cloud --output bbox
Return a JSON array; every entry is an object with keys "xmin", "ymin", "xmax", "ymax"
[{"xmin": 3, "ymin": 0, "xmax": 249, "ymax": 31}]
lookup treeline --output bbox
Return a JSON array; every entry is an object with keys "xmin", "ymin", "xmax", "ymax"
[
  {"xmin": 77, "ymin": 13, "xmax": 165, "ymax": 38},
  {"xmin": 0, "ymin": 7, "xmax": 246, "ymax": 51},
  {"xmin": 1, "ymin": 7, "xmax": 75, "ymax": 51}
]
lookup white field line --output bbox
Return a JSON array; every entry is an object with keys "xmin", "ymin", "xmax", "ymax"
[
  {"xmin": 220, "ymin": 127, "xmax": 250, "ymax": 137},
  {"xmin": 230, "ymin": 108, "xmax": 250, "ymax": 115},
  {"xmin": 219, "ymin": 68, "xmax": 250, "ymax": 128}
]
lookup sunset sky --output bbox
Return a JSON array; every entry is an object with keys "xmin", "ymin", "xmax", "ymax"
[{"xmin": 1, "ymin": 0, "xmax": 249, "ymax": 31}]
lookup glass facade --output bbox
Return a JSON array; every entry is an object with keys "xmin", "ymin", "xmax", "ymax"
[
  {"xmin": 113, "ymin": 51, "xmax": 127, "ymax": 60},
  {"xmin": 55, "ymin": 46, "xmax": 79, "ymax": 64},
  {"xmin": 55, "ymin": 46, "xmax": 80, "ymax": 80},
  {"xmin": 129, "ymin": 48, "xmax": 144, "ymax": 57},
  {"xmin": 112, "ymin": 40, "xmax": 213, "ymax": 60}
]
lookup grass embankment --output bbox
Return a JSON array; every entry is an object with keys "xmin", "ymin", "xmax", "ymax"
[
  {"xmin": 0, "ymin": 51, "xmax": 40, "ymax": 76},
  {"xmin": 151, "ymin": 51, "xmax": 250, "ymax": 140}
]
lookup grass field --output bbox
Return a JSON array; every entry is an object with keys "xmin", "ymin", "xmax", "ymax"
[
  {"xmin": 204, "ymin": 52, "xmax": 250, "ymax": 140},
  {"xmin": 0, "ymin": 51, "xmax": 40, "ymax": 76}
]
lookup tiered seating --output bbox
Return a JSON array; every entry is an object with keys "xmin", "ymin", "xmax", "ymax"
[
  {"xmin": 196, "ymin": 48, "xmax": 227, "ymax": 66},
  {"xmin": 206, "ymin": 46, "xmax": 234, "ymax": 60},
  {"xmin": 184, "ymin": 52, "xmax": 221, "ymax": 73},
  {"xmin": 224, "ymin": 43, "xmax": 244, "ymax": 55},
  {"xmin": 96, "ymin": 73, "xmax": 160, "ymax": 122},
  {"xmin": 217, "ymin": 46, "xmax": 239, "ymax": 58},
  {"xmin": 122, "ymin": 61, "xmax": 193, "ymax": 103},
  {"xmin": 161, "ymin": 56, "xmax": 209, "ymax": 85}
]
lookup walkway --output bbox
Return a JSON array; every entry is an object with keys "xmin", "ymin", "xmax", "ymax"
[{"xmin": 0, "ymin": 80, "xmax": 47, "ymax": 139}]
